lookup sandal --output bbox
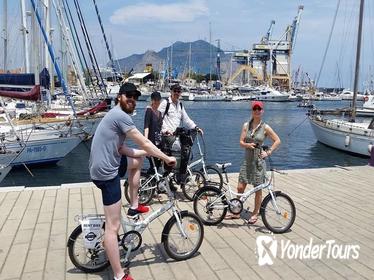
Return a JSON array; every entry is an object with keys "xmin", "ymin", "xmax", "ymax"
[
  {"xmin": 247, "ymin": 216, "xmax": 258, "ymax": 224},
  {"xmin": 224, "ymin": 214, "xmax": 240, "ymax": 220}
]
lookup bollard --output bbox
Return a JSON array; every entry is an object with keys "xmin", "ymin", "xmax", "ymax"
[{"xmin": 369, "ymin": 145, "xmax": 374, "ymax": 167}]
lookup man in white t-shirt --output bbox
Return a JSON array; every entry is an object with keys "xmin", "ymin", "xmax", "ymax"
[{"xmin": 158, "ymin": 84, "xmax": 203, "ymax": 183}]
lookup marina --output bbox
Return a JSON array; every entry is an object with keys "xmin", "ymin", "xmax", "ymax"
[
  {"xmin": 0, "ymin": 100, "xmax": 369, "ymax": 188},
  {"xmin": 0, "ymin": 165, "xmax": 373, "ymax": 279}
]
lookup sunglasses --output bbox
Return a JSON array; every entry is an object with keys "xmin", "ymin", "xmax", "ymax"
[
  {"xmin": 173, "ymin": 90, "xmax": 181, "ymax": 94},
  {"xmin": 125, "ymin": 93, "xmax": 138, "ymax": 101},
  {"xmin": 252, "ymin": 107, "xmax": 262, "ymax": 111}
]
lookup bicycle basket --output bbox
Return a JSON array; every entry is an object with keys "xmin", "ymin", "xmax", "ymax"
[{"xmin": 79, "ymin": 216, "xmax": 104, "ymax": 249}]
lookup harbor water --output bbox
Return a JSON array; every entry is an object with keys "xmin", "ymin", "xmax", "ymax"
[{"xmin": 1, "ymin": 100, "xmax": 368, "ymax": 187}]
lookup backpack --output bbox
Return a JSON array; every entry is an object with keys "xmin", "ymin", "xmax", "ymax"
[{"xmin": 162, "ymin": 99, "xmax": 183, "ymax": 120}]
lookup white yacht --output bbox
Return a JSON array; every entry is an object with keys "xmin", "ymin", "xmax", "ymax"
[
  {"xmin": 254, "ymin": 86, "xmax": 290, "ymax": 102},
  {"xmin": 363, "ymin": 95, "xmax": 374, "ymax": 110},
  {"xmin": 181, "ymin": 91, "xmax": 195, "ymax": 101},
  {"xmin": 340, "ymin": 89, "xmax": 365, "ymax": 101},
  {"xmin": 355, "ymin": 95, "xmax": 374, "ymax": 117},
  {"xmin": 192, "ymin": 91, "xmax": 227, "ymax": 102}
]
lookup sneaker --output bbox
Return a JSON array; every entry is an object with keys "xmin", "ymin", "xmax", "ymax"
[
  {"xmin": 122, "ymin": 274, "xmax": 133, "ymax": 280},
  {"xmin": 127, "ymin": 205, "xmax": 150, "ymax": 218},
  {"xmin": 127, "ymin": 208, "xmax": 140, "ymax": 219},
  {"xmin": 136, "ymin": 204, "xmax": 150, "ymax": 213},
  {"xmin": 113, "ymin": 272, "xmax": 134, "ymax": 280}
]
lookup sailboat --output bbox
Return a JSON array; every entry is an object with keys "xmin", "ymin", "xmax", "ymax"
[
  {"xmin": 0, "ymin": 0, "xmax": 105, "ymax": 172},
  {"xmin": 308, "ymin": 0, "xmax": 374, "ymax": 157}
]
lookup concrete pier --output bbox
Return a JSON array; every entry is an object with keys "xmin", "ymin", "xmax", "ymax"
[{"xmin": 0, "ymin": 165, "xmax": 373, "ymax": 280}]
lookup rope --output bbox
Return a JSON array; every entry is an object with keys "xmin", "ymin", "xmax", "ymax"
[
  {"xmin": 287, "ymin": 116, "xmax": 309, "ymax": 137},
  {"xmin": 92, "ymin": 0, "xmax": 119, "ymax": 79},
  {"xmin": 63, "ymin": 0, "xmax": 97, "ymax": 97},
  {"xmin": 316, "ymin": 0, "xmax": 341, "ymax": 87},
  {"xmin": 72, "ymin": 0, "xmax": 108, "ymax": 96}
]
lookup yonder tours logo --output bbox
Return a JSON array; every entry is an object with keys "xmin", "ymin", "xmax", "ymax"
[{"xmin": 255, "ymin": 236, "xmax": 360, "ymax": 266}]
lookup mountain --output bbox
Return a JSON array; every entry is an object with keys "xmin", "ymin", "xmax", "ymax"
[{"xmin": 114, "ymin": 40, "xmax": 231, "ymax": 77}]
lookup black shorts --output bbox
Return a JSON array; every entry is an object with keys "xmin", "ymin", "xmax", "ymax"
[{"xmin": 93, "ymin": 175, "xmax": 121, "ymax": 206}]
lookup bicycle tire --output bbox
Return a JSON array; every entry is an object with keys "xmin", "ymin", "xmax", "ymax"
[
  {"xmin": 200, "ymin": 165, "xmax": 223, "ymax": 189},
  {"xmin": 181, "ymin": 170, "xmax": 206, "ymax": 201},
  {"xmin": 67, "ymin": 224, "xmax": 110, "ymax": 273},
  {"xmin": 163, "ymin": 212, "xmax": 204, "ymax": 261},
  {"xmin": 124, "ymin": 174, "xmax": 155, "ymax": 205},
  {"xmin": 261, "ymin": 192, "xmax": 296, "ymax": 234},
  {"xmin": 193, "ymin": 186, "xmax": 228, "ymax": 225}
]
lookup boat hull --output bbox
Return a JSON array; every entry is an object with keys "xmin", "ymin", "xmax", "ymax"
[
  {"xmin": 0, "ymin": 136, "xmax": 82, "ymax": 166},
  {"xmin": 309, "ymin": 117, "xmax": 374, "ymax": 156}
]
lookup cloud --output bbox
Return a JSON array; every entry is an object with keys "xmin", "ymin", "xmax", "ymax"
[{"xmin": 110, "ymin": 0, "xmax": 209, "ymax": 24}]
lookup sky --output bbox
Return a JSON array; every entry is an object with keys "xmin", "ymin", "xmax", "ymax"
[{"xmin": 2, "ymin": 0, "xmax": 374, "ymax": 89}]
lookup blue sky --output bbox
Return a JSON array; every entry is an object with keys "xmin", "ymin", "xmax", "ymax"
[{"xmin": 2, "ymin": 0, "xmax": 374, "ymax": 88}]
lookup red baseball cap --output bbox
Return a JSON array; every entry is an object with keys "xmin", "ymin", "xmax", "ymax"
[{"xmin": 251, "ymin": 100, "xmax": 264, "ymax": 109}]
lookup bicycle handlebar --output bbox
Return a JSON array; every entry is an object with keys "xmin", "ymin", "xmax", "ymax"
[
  {"xmin": 173, "ymin": 127, "xmax": 200, "ymax": 137},
  {"xmin": 271, "ymin": 168, "xmax": 287, "ymax": 175}
]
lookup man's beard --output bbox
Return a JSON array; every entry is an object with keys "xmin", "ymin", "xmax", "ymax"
[{"xmin": 120, "ymin": 102, "xmax": 135, "ymax": 114}]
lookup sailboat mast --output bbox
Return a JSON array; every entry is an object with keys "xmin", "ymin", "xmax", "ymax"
[
  {"xmin": 43, "ymin": 0, "xmax": 51, "ymax": 73},
  {"xmin": 209, "ymin": 21, "xmax": 212, "ymax": 81},
  {"xmin": 351, "ymin": 0, "xmax": 365, "ymax": 122},
  {"xmin": 2, "ymin": 0, "xmax": 8, "ymax": 71},
  {"xmin": 20, "ymin": 0, "xmax": 30, "ymax": 72},
  {"xmin": 92, "ymin": 0, "xmax": 118, "ymax": 79},
  {"xmin": 188, "ymin": 42, "xmax": 191, "ymax": 79},
  {"xmin": 29, "ymin": 0, "xmax": 76, "ymax": 116}
]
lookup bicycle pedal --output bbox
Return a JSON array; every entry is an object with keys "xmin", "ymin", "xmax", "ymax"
[
  {"xmin": 126, "ymin": 214, "xmax": 140, "ymax": 220},
  {"xmin": 123, "ymin": 260, "xmax": 131, "ymax": 268}
]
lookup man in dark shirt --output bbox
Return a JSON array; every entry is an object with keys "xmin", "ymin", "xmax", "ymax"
[{"xmin": 144, "ymin": 91, "xmax": 163, "ymax": 171}]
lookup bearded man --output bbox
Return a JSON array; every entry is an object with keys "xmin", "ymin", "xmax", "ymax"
[{"xmin": 89, "ymin": 83, "xmax": 175, "ymax": 280}]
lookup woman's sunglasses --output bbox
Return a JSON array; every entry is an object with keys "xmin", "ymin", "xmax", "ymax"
[{"xmin": 252, "ymin": 107, "xmax": 262, "ymax": 111}]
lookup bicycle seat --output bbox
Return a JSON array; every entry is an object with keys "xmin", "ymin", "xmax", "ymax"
[{"xmin": 216, "ymin": 162, "xmax": 232, "ymax": 169}]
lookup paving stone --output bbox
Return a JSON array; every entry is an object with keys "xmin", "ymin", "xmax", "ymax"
[
  {"xmin": 0, "ymin": 243, "xmax": 29, "ymax": 279},
  {"xmin": 1, "ymin": 166, "xmax": 374, "ymax": 280},
  {"xmin": 23, "ymin": 248, "xmax": 47, "ymax": 273},
  {"xmin": 21, "ymin": 270, "xmax": 43, "ymax": 280}
]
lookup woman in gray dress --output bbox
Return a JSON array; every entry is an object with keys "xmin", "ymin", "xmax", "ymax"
[{"xmin": 229, "ymin": 101, "xmax": 281, "ymax": 223}]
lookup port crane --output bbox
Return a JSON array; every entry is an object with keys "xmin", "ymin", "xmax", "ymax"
[{"xmin": 227, "ymin": 5, "xmax": 304, "ymax": 91}]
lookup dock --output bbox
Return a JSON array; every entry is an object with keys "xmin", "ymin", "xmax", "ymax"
[{"xmin": 0, "ymin": 165, "xmax": 373, "ymax": 280}]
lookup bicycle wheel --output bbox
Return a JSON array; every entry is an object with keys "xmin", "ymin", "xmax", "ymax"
[
  {"xmin": 163, "ymin": 212, "xmax": 204, "ymax": 261},
  {"xmin": 67, "ymin": 224, "xmax": 109, "ymax": 273},
  {"xmin": 193, "ymin": 186, "xmax": 228, "ymax": 225},
  {"xmin": 261, "ymin": 192, "xmax": 296, "ymax": 234},
  {"xmin": 124, "ymin": 174, "xmax": 155, "ymax": 205},
  {"xmin": 181, "ymin": 170, "xmax": 206, "ymax": 201},
  {"xmin": 200, "ymin": 165, "xmax": 223, "ymax": 189}
]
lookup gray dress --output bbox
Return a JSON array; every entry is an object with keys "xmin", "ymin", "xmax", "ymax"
[{"xmin": 238, "ymin": 121, "xmax": 267, "ymax": 186}]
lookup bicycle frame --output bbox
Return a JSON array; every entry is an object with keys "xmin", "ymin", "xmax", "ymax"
[
  {"xmin": 121, "ymin": 173, "xmax": 188, "ymax": 263},
  {"xmin": 215, "ymin": 164, "xmax": 282, "ymax": 214},
  {"xmin": 188, "ymin": 132, "xmax": 209, "ymax": 175},
  {"xmin": 139, "ymin": 157, "xmax": 163, "ymax": 192}
]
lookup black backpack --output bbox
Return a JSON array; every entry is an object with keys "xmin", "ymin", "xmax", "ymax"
[{"xmin": 162, "ymin": 99, "xmax": 183, "ymax": 120}]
